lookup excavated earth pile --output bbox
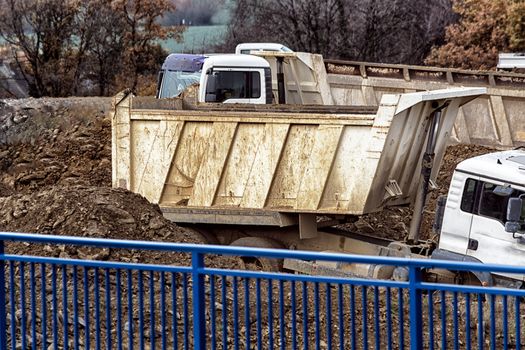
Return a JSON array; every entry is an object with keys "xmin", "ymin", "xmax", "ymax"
[
  {"xmin": 0, "ymin": 97, "xmax": 112, "ymax": 195},
  {"xmin": 0, "ymin": 97, "xmax": 217, "ymax": 266}
]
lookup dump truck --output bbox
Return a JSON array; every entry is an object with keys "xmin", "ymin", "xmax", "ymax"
[
  {"xmin": 110, "ymin": 85, "xmax": 525, "ymax": 287},
  {"xmin": 432, "ymin": 150, "xmax": 525, "ymax": 287}
]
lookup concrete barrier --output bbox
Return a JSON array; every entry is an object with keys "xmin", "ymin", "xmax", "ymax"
[{"xmin": 326, "ymin": 60, "xmax": 525, "ymax": 149}]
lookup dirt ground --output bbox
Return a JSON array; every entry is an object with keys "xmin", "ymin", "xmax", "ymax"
[{"xmin": 0, "ymin": 98, "xmax": 218, "ymax": 269}]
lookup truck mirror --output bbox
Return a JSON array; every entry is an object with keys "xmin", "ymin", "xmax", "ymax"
[
  {"xmin": 505, "ymin": 198, "xmax": 523, "ymax": 234},
  {"xmin": 507, "ymin": 198, "xmax": 522, "ymax": 222}
]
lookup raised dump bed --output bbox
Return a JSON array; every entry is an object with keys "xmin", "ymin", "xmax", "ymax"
[{"xmin": 112, "ymin": 88, "xmax": 485, "ymax": 226}]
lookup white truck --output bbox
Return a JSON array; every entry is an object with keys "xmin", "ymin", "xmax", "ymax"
[
  {"xmin": 432, "ymin": 150, "xmax": 525, "ymax": 286},
  {"xmin": 498, "ymin": 53, "xmax": 525, "ymax": 70},
  {"xmin": 156, "ymin": 53, "xmax": 275, "ymax": 104}
]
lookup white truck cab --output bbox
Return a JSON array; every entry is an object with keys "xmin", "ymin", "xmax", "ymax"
[
  {"xmin": 198, "ymin": 54, "xmax": 272, "ymax": 104},
  {"xmin": 156, "ymin": 43, "xmax": 291, "ymax": 103},
  {"xmin": 434, "ymin": 149, "xmax": 525, "ymax": 284}
]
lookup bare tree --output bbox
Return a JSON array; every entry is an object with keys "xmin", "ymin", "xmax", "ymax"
[
  {"xmin": 115, "ymin": 0, "xmax": 183, "ymax": 92},
  {"xmin": 352, "ymin": 0, "xmax": 455, "ymax": 64},
  {"xmin": 0, "ymin": 0, "xmax": 85, "ymax": 96},
  {"xmin": 219, "ymin": 0, "xmax": 349, "ymax": 58},
  {"xmin": 0, "ymin": 0, "xmax": 183, "ymax": 97},
  {"xmin": 218, "ymin": 0, "xmax": 454, "ymax": 64}
]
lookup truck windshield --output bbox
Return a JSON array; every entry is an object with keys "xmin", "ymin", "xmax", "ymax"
[
  {"xmin": 158, "ymin": 70, "xmax": 201, "ymax": 98},
  {"xmin": 205, "ymin": 71, "xmax": 260, "ymax": 102}
]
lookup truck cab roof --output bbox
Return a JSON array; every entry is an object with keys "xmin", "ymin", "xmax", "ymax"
[
  {"xmin": 235, "ymin": 43, "xmax": 293, "ymax": 54},
  {"xmin": 161, "ymin": 54, "xmax": 206, "ymax": 72},
  {"xmin": 456, "ymin": 149, "xmax": 525, "ymax": 186},
  {"xmin": 498, "ymin": 53, "xmax": 525, "ymax": 69},
  {"xmin": 201, "ymin": 54, "xmax": 270, "ymax": 71}
]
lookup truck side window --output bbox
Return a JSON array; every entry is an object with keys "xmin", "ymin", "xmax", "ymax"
[
  {"xmin": 478, "ymin": 183, "xmax": 507, "ymax": 222},
  {"xmin": 460, "ymin": 178, "xmax": 477, "ymax": 213},
  {"xmin": 477, "ymin": 182, "xmax": 524, "ymax": 223}
]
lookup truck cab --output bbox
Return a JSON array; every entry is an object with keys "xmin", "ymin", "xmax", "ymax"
[
  {"xmin": 156, "ymin": 53, "xmax": 272, "ymax": 104},
  {"xmin": 156, "ymin": 54, "xmax": 206, "ymax": 99},
  {"xmin": 434, "ymin": 149, "xmax": 525, "ymax": 283},
  {"xmin": 198, "ymin": 54, "xmax": 272, "ymax": 104}
]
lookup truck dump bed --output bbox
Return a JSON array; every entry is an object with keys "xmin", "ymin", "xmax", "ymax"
[{"xmin": 112, "ymin": 88, "xmax": 485, "ymax": 225}]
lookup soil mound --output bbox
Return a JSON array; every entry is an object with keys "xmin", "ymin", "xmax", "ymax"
[
  {"xmin": 0, "ymin": 98, "xmax": 111, "ymax": 196},
  {"xmin": 0, "ymin": 185, "xmax": 201, "ymax": 243},
  {"xmin": 0, "ymin": 97, "xmax": 218, "ymax": 266},
  {"xmin": 0, "ymin": 185, "xmax": 211, "ymax": 265}
]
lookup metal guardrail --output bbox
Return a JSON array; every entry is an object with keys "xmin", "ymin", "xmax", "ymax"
[
  {"xmin": 1, "ymin": 232, "xmax": 525, "ymax": 350},
  {"xmin": 324, "ymin": 60, "xmax": 525, "ymax": 148}
]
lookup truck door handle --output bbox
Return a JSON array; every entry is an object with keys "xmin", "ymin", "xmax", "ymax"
[{"xmin": 468, "ymin": 239, "xmax": 478, "ymax": 251}]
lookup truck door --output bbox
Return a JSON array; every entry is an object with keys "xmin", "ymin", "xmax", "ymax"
[
  {"xmin": 438, "ymin": 173, "xmax": 478, "ymax": 255},
  {"xmin": 467, "ymin": 179, "xmax": 525, "ymax": 279}
]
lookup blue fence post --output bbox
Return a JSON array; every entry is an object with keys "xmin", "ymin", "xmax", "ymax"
[
  {"xmin": 192, "ymin": 251, "xmax": 206, "ymax": 350},
  {"xmin": 409, "ymin": 266, "xmax": 423, "ymax": 350},
  {"xmin": 0, "ymin": 240, "xmax": 7, "ymax": 350}
]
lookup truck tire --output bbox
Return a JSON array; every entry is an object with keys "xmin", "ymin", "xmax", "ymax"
[
  {"xmin": 211, "ymin": 227, "xmax": 247, "ymax": 245},
  {"xmin": 229, "ymin": 237, "xmax": 284, "ymax": 272},
  {"xmin": 194, "ymin": 227, "xmax": 220, "ymax": 245},
  {"xmin": 181, "ymin": 226, "xmax": 220, "ymax": 245}
]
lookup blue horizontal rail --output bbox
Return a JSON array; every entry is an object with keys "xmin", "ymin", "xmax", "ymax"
[{"xmin": 1, "ymin": 231, "xmax": 525, "ymax": 350}]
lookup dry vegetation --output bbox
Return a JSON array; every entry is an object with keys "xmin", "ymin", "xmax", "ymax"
[{"xmin": 0, "ymin": 0, "xmax": 183, "ymax": 97}]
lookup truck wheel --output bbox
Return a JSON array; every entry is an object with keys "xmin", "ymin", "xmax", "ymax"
[
  {"xmin": 229, "ymin": 237, "xmax": 284, "ymax": 272},
  {"xmin": 211, "ymin": 227, "xmax": 247, "ymax": 245},
  {"xmin": 181, "ymin": 226, "xmax": 220, "ymax": 245},
  {"xmin": 194, "ymin": 227, "xmax": 220, "ymax": 245}
]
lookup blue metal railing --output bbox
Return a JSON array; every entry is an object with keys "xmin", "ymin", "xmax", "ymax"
[{"xmin": 1, "ymin": 232, "xmax": 525, "ymax": 349}]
